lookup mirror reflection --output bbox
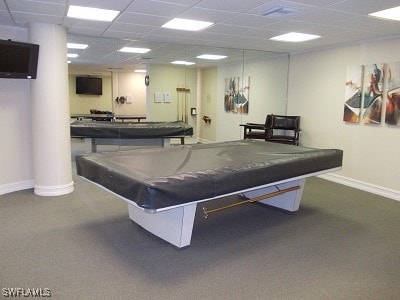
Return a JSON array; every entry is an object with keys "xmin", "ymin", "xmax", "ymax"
[{"xmin": 68, "ymin": 35, "xmax": 289, "ymax": 143}]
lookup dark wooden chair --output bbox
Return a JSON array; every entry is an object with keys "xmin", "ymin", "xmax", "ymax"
[
  {"xmin": 241, "ymin": 114, "xmax": 301, "ymax": 145},
  {"xmin": 267, "ymin": 114, "xmax": 300, "ymax": 145},
  {"xmin": 240, "ymin": 114, "xmax": 273, "ymax": 140}
]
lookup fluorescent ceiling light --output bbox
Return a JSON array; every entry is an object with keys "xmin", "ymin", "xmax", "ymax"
[
  {"xmin": 369, "ymin": 6, "xmax": 400, "ymax": 21},
  {"xmin": 67, "ymin": 43, "xmax": 88, "ymax": 49},
  {"xmin": 67, "ymin": 5, "xmax": 119, "ymax": 22},
  {"xmin": 119, "ymin": 47, "xmax": 151, "ymax": 54},
  {"xmin": 270, "ymin": 32, "xmax": 321, "ymax": 42},
  {"xmin": 134, "ymin": 69, "xmax": 147, "ymax": 73},
  {"xmin": 162, "ymin": 18, "xmax": 213, "ymax": 31},
  {"xmin": 171, "ymin": 60, "xmax": 195, "ymax": 66},
  {"xmin": 197, "ymin": 54, "xmax": 227, "ymax": 60},
  {"xmin": 67, "ymin": 60, "xmax": 71, "ymax": 64},
  {"xmin": 67, "ymin": 53, "xmax": 78, "ymax": 58}
]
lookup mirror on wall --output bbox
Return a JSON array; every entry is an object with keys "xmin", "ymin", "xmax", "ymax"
[{"xmin": 67, "ymin": 34, "xmax": 289, "ymax": 142}]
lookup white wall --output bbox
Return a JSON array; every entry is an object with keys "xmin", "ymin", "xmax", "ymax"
[
  {"xmin": 112, "ymin": 71, "xmax": 146, "ymax": 116},
  {"xmin": 0, "ymin": 26, "xmax": 34, "ymax": 194},
  {"xmin": 287, "ymin": 38, "xmax": 400, "ymax": 197},
  {"xmin": 69, "ymin": 72, "xmax": 147, "ymax": 116},
  {"xmin": 199, "ymin": 67, "xmax": 217, "ymax": 142},
  {"xmin": 69, "ymin": 75, "xmax": 113, "ymax": 114},
  {"xmin": 148, "ymin": 65, "xmax": 197, "ymax": 130},
  {"xmin": 216, "ymin": 55, "xmax": 289, "ymax": 142}
]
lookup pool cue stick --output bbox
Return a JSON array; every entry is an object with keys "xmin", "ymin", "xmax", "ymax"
[{"xmin": 202, "ymin": 185, "xmax": 301, "ymax": 218}]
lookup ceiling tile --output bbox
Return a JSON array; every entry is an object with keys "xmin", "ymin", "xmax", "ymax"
[
  {"xmin": 116, "ymin": 12, "xmax": 169, "ymax": 26},
  {"xmin": 175, "ymin": 7, "xmax": 237, "ymax": 23},
  {"xmin": 327, "ymin": 0, "xmax": 400, "ymax": 15},
  {"xmin": 125, "ymin": 0, "xmax": 190, "ymax": 17},
  {"xmin": 11, "ymin": 12, "xmax": 63, "ymax": 24},
  {"xmin": 196, "ymin": 0, "xmax": 267, "ymax": 13},
  {"xmin": 368, "ymin": 22, "xmax": 400, "ymax": 35},
  {"xmin": 287, "ymin": 0, "xmax": 344, "ymax": 7},
  {"xmin": 7, "ymin": 0, "xmax": 65, "ymax": 15},
  {"xmin": 332, "ymin": 15, "xmax": 390, "ymax": 31},
  {"xmin": 204, "ymin": 23, "xmax": 252, "ymax": 35},
  {"xmin": 107, "ymin": 23, "xmax": 156, "ymax": 34},
  {"xmin": 221, "ymin": 13, "xmax": 279, "ymax": 28},
  {"xmin": 0, "ymin": 11, "xmax": 14, "ymax": 26},
  {"xmin": 67, "ymin": 27, "xmax": 105, "ymax": 37},
  {"xmin": 288, "ymin": 8, "xmax": 356, "ymax": 24},
  {"xmin": 153, "ymin": 0, "xmax": 200, "ymax": 5},
  {"xmin": 101, "ymin": 31, "xmax": 146, "ymax": 40},
  {"xmin": 63, "ymin": 18, "xmax": 110, "ymax": 31},
  {"xmin": 186, "ymin": 31, "xmax": 232, "ymax": 42},
  {"xmin": 261, "ymin": 20, "xmax": 316, "ymax": 33}
]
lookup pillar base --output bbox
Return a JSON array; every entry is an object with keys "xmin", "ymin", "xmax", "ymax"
[{"xmin": 34, "ymin": 181, "xmax": 74, "ymax": 196}]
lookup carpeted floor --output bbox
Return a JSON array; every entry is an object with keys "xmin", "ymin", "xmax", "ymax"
[{"xmin": 1, "ymin": 156, "xmax": 400, "ymax": 299}]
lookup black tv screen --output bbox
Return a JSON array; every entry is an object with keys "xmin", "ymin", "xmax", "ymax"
[
  {"xmin": 76, "ymin": 77, "xmax": 102, "ymax": 95},
  {"xmin": 0, "ymin": 39, "xmax": 39, "ymax": 79}
]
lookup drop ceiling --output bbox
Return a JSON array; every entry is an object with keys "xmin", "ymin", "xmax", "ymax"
[{"xmin": 1, "ymin": 0, "xmax": 400, "ymax": 74}]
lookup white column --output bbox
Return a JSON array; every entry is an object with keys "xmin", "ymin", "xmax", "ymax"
[{"xmin": 29, "ymin": 23, "xmax": 74, "ymax": 196}]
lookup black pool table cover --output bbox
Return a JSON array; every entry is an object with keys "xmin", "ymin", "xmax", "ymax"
[
  {"xmin": 70, "ymin": 120, "xmax": 193, "ymax": 138},
  {"xmin": 76, "ymin": 140, "xmax": 343, "ymax": 210}
]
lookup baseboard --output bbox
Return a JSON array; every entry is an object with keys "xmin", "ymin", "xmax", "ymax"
[
  {"xmin": 197, "ymin": 138, "xmax": 213, "ymax": 144},
  {"xmin": 0, "ymin": 180, "xmax": 35, "ymax": 195},
  {"xmin": 318, "ymin": 173, "xmax": 400, "ymax": 202}
]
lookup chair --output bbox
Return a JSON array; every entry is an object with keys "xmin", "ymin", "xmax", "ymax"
[
  {"xmin": 241, "ymin": 114, "xmax": 300, "ymax": 145},
  {"xmin": 240, "ymin": 114, "xmax": 273, "ymax": 140},
  {"xmin": 267, "ymin": 114, "xmax": 300, "ymax": 145}
]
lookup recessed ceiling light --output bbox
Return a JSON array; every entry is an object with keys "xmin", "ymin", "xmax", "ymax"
[
  {"xmin": 67, "ymin": 60, "xmax": 71, "ymax": 64},
  {"xmin": 162, "ymin": 18, "xmax": 213, "ymax": 31},
  {"xmin": 134, "ymin": 69, "xmax": 147, "ymax": 73},
  {"xmin": 270, "ymin": 32, "xmax": 321, "ymax": 42},
  {"xmin": 197, "ymin": 54, "xmax": 227, "ymax": 60},
  {"xmin": 67, "ymin": 5, "xmax": 119, "ymax": 22},
  {"xmin": 67, "ymin": 43, "xmax": 88, "ymax": 49},
  {"xmin": 67, "ymin": 53, "xmax": 78, "ymax": 58},
  {"xmin": 171, "ymin": 60, "xmax": 195, "ymax": 66},
  {"xmin": 119, "ymin": 47, "xmax": 151, "ymax": 54},
  {"xmin": 369, "ymin": 5, "xmax": 400, "ymax": 21}
]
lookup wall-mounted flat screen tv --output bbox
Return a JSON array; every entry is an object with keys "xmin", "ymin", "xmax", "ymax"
[
  {"xmin": 76, "ymin": 77, "xmax": 102, "ymax": 95},
  {"xmin": 0, "ymin": 39, "xmax": 39, "ymax": 79}
]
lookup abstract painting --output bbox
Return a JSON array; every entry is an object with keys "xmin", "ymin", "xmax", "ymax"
[
  {"xmin": 362, "ymin": 63, "xmax": 384, "ymax": 124},
  {"xmin": 344, "ymin": 65, "xmax": 363, "ymax": 123},
  {"xmin": 224, "ymin": 76, "xmax": 250, "ymax": 114},
  {"xmin": 385, "ymin": 61, "xmax": 400, "ymax": 125}
]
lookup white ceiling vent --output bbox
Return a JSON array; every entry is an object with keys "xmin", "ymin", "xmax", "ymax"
[{"xmin": 261, "ymin": 6, "xmax": 302, "ymax": 17}]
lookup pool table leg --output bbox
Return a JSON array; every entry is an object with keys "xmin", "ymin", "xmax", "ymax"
[
  {"xmin": 84, "ymin": 138, "xmax": 96, "ymax": 153},
  {"xmin": 128, "ymin": 203, "xmax": 197, "ymax": 248}
]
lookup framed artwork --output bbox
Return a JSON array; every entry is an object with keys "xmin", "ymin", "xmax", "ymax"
[
  {"xmin": 385, "ymin": 61, "xmax": 400, "ymax": 125},
  {"xmin": 344, "ymin": 65, "xmax": 363, "ymax": 123},
  {"xmin": 224, "ymin": 76, "xmax": 249, "ymax": 114},
  {"xmin": 362, "ymin": 63, "xmax": 384, "ymax": 124}
]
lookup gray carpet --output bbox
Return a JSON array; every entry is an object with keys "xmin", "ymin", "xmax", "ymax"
[{"xmin": 1, "ymin": 164, "xmax": 400, "ymax": 299}]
